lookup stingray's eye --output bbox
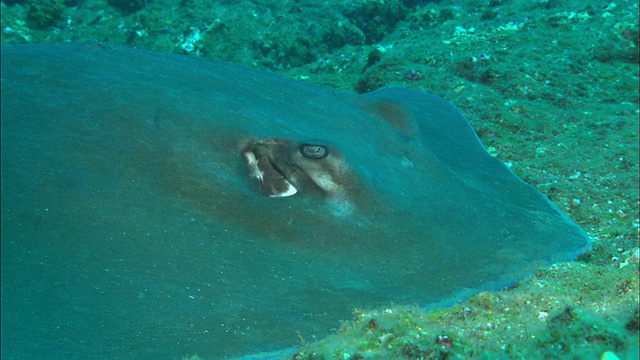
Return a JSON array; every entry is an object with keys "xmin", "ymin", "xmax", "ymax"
[{"xmin": 300, "ymin": 144, "xmax": 329, "ymax": 159}]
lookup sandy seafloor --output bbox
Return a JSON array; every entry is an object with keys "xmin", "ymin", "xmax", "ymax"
[{"xmin": 1, "ymin": 0, "xmax": 638, "ymax": 358}]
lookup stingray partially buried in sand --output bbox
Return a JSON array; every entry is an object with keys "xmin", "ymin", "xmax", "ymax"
[{"xmin": 1, "ymin": 42, "xmax": 591, "ymax": 359}]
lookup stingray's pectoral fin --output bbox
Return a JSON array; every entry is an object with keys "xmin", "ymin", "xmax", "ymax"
[{"xmin": 243, "ymin": 147, "xmax": 298, "ymax": 197}]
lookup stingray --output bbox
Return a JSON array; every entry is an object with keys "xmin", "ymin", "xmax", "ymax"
[{"xmin": 0, "ymin": 42, "xmax": 590, "ymax": 359}]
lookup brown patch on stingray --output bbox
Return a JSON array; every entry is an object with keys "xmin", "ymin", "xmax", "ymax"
[
  {"xmin": 241, "ymin": 138, "xmax": 355, "ymax": 214},
  {"xmin": 362, "ymin": 99, "xmax": 417, "ymax": 136}
]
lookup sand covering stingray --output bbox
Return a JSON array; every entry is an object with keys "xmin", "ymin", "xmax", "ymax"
[{"xmin": 0, "ymin": 42, "xmax": 591, "ymax": 358}]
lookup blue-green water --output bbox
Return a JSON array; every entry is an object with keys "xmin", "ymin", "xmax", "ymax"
[{"xmin": 1, "ymin": 1, "xmax": 638, "ymax": 359}]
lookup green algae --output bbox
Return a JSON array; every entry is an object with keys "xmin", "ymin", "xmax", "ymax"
[
  {"xmin": 292, "ymin": 260, "xmax": 639, "ymax": 359},
  {"xmin": 26, "ymin": 0, "xmax": 66, "ymax": 28}
]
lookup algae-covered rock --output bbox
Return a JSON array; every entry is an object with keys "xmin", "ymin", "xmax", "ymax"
[{"xmin": 27, "ymin": 0, "xmax": 66, "ymax": 29}]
